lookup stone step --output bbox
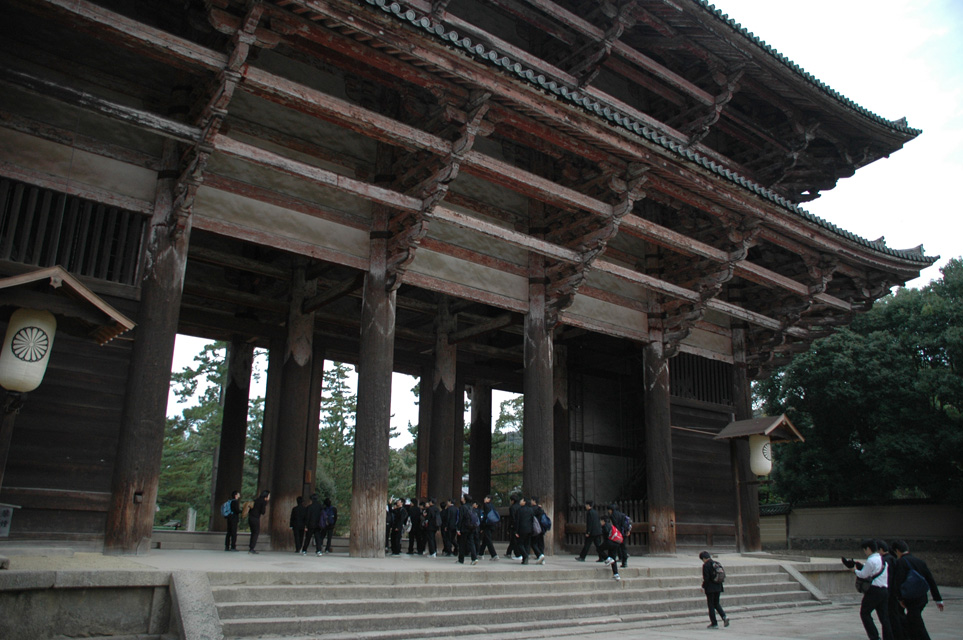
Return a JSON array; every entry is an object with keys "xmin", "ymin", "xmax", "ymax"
[
  {"xmin": 213, "ymin": 577, "xmax": 803, "ymax": 613},
  {"xmin": 220, "ymin": 590, "xmax": 815, "ymax": 637}
]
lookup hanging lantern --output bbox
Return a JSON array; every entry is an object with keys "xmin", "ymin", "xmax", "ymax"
[
  {"xmin": 0, "ymin": 308, "xmax": 57, "ymax": 393},
  {"xmin": 749, "ymin": 434, "xmax": 772, "ymax": 476}
]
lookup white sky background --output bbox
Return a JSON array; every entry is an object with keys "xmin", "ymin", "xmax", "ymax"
[{"xmin": 168, "ymin": 0, "xmax": 962, "ymax": 446}]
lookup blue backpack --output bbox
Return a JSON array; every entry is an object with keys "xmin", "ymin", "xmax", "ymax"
[
  {"xmin": 486, "ymin": 507, "xmax": 501, "ymax": 525},
  {"xmin": 318, "ymin": 507, "xmax": 331, "ymax": 529},
  {"xmin": 539, "ymin": 512, "xmax": 552, "ymax": 532},
  {"xmin": 220, "ymin": 500, "xmax": 232, "ymax": 517},
  {"xmin": 468, "ymin": 508, "xmax": 481, "ymax": 531}
]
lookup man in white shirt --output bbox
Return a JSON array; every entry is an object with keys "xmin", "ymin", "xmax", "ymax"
[{"xmin": 845, "ymin": 539, "xmax": 894, "ymax": 640}]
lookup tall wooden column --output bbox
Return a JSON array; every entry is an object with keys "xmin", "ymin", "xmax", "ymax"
[
  {"xmin": 427, "ymin": 299, "xmax": 458, "ymax": 503},
  {"xmin": 415, "ymin": 363, "xmax": 433, "ymax": 501},
  {"xmin": 523, "ymin": 272, "xmax": 555, "ymax": 554},
  {"xmin": 303, "ymin": 343, "xmax": 326, "ymax": 497},
  {"xmin": 732, "ymin": 326, "xmax": 761, "ymax": 551},
  {"xmin": 467, "ymin": 383, "xmax": 492, "ymax": 500},
  {"xmin": 104, "ymin": 142, "xmax": 190, "ymax": 554},
  {"xmin": 350, "ymin": 221, "xmax": 396, "ymax": 557},
  {"xmin": 644, "ymin": 340, "xmax": 676, "ymax": 554},
  {"xmin": 553, "ymin": 344, "xmax": 570, "ymax": 550},
  {"xmin": 269, "ymin": 262, "xmax": 318, "ymax": 551},
  {"xmin": 211, "ymin": 339, "xmax": 254, "ymax": 532},
  {"xmin": 257, "ymin": 336, "xmax": 284, "ymax": 497}
]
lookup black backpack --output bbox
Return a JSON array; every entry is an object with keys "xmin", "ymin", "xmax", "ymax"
[{"xmin": 711, "ymin": 560, "xmax": 726, "ymax": 584}]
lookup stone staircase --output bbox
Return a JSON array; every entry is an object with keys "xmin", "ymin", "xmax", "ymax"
[{"xmin": 210, "ymin": 562, "xmax": 825, "ymax": 639}]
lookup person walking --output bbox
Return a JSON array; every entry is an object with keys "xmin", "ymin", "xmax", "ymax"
[
  {"xmin": 456, "ymin": 494, "xmax": 479, "ymax": 565},
  {"xmin": 576, "ymin": 500, "xmax": 604, "ymax": 563},
  {"xmin": 607, "ymin": 503, "xmax": 629, "ymax": 569},
  {"xmin": 289, "ymin": 496, "xmax": 307, "ymax": 554},
  {"xmin": 302, "ymin": 494, "xmax": 324, "ymax": 556},
  {"xmin": 248, "ymin": 489, "xmax": 270, "ymax": 554},
  {"xmin": 224, "ymin": 490, "xmax": 240, "ymax": 552},
  {"xmin": 514, "ymin": 496, "xmax": 535, "ymax": 565},
  {"xmin": 479, "ymin": 495, "xmax": 499, "ymax": 561},
  {"xmin": 443, "ymin": 499, "xmax": 459, "ymax": 557},
  {"xmin": 505, "ymin": 494, "xmax": 521, "ymax": 560},
  {"xmin": 425, "ymin": 497, "xmax": 441, "ymax": 557},
  {"xmin": 891, "ymin": 539, "xmax": 944, "ymax": 640},
  {"xmin": 599, "ymin": 515, "xmax": 622, "ymax": 581},
  {"xmin": 877, "ymin": 540, "xmax": 906, "ymax": 640},
  {"xmin": 844, "ymin": 539, "xmax": 893, "ymax": 640},
  {"xmin": 530, "ymin": 496, "xmax": 546, "ymax": 565},
  {"xmin": 321, "ymin": 498, "xmax": 338, "ymax": 553},
  {"xmin": 700, "ymin": 551, "xmax": 728, "ymax": 628}
]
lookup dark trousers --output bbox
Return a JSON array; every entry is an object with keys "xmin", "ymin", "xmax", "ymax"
[
  {"xmin": 601, "ymin": 540, "xmax": 621, "ymax": 576},
  {"xmin": 442, "ymin": 528, "xmax": 455, "ymax": 555},
  {"xmin": 903, "ymin": 598, "xmax": 931, "ymax": 640},
  {"xmin": 248, "ymin": 516, "xmax": 261, "ymax": 551},
  {"xmin": 457, "ymin": 532, "xmax": 478, "ymax": 562},
  {"xmin": 578, "ymin": 534, "xmax": 603, "ymax": 560},
  {"xmin": 505, "ymin": 529, "xmax": 518, "ymax": 557},
  {"xmin": 706, "ymin": 591, "xmax": 726, "ymax": 625},
  {"xmin": 225, "ymin": 515, "xmax": 238, "ymax": 550},
  {"xmin": 516, "ymin": 533, "xmax": 532, "ymax": 563},
  {"xmin": 390, "ymin": 528, "xmax": 402, "ymax": 555},
  {"xmin": 426, "ymin": 529, "xmax": 438, "ymax": 555},
  {"xmin": 300, "ymin": 527, "xmax": 317, "ymax": 552},
  {"xmin": 479, "ymin": 528, "xmax": 497, "ymax": 558},
  {"xmin": 531, "ymin": 533, "xmax": 545, "ymax": 558},
  {"xmin": 888, "ymin": 594, "xmax": 907, "ymax": 640},
  {"xmin": 323, "ymin": 526, "xmax": 334, "ymax": 552},
  {"xmin": 292, "ymin": 526, "xmax": 305, "ymax": 552},
  {"xmin": 407, "ymin": 527, "xmax": 420, "ymax": 553},
  {"xmin": 860, "ymin": 586, "xmax": 894, "ymax": 640}
]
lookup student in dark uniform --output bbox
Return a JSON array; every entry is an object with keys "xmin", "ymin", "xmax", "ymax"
[
  {"xmin": 389, "ymin": 498, "xmax": 407, "ymax": 556},
  {"xmin": 456, "ymin": 494, "xmax": 479, "ymax": 565},
  {"xmin": 505, "ymin": 494, "xmax": 521, "ymax": 559},
  {"xmin": 576, "ymin": 500, "xmax": 604, "ymax": 562},
  {"xmin": 479, "ymin": 495, "xmax": 499, "ymax": 561},
  {"xmin": 700, "ymin": 550, "xmax": 728, "ymax": 628},
  {"xmin": 425, "ymin": 497, "xmax": 441, "ymax": 557},
  {"xmin": 248, "ymin": 490, "xmax": 270, "ymax": 554},
  {"xmin": 322, "ymin": 498, "xmax": 338, "ymax": 553},
  {"xmin": 513, "ymin": 496, "xmax": 535, "ymax": 565},
  {"xmin": 302, "ymin": 493, "xmax": 323, "ymax": 555},
  {"xmin": 877, "ymin": 540, "xmax": 905, "ymax": 640},
  {"xmin": 406, "ymin": 497, "xmax": 422, "ymax": 555},
  {"xmin": 599, "ymin": 515, "xmax": 622, "ymax": 581},
  {"xmin": 892, "ymin": 539, "xmax": 944, "ymax": 640},
  {"xmin": 607, "ymin": 503, "xmax": 629, "ymax": 568},
  {"xmin": 224, "ymin": 490, "xmax": 240, "ymax": 552},
  {"xmin": 443, "ymin": 500, "xmax": 459, "ymax": 556},
  {"xmin": 530, "ymin": 496, "xmax": 546, "ymax": 565},
  {"xmin": 289, "ymin": 496, "xmax": 307, "ymax": 554}
]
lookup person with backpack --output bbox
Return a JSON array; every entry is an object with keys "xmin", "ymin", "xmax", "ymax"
[
  {"xmin": 425, "ymin": 497, "xmax": 441, "ymax": 557},
  {"xmin": 321, "ymin": 498, "xmax": 338, "ymax": 553},
  {"xmin": 700, "ymin": 550, "xmax": 729, "ymax": 628},
  {"xmin": 505, "ymin": 494, "xmax": 521, "ymax": 560},
  {"xmin": 575, "ymin": 500, "xmax": 604, "ymax": 563},
  {"xmin": 301, "ymin": 493, "xmax": 323, "ymax": 556},
  {"xmin": 599, "ymin": 515, "xmax": 622, "ymax": 581},
  {"xmin": 479, "ymin": 495, "xmax": 499, "ymax": 561},
  {"xmin": 606, "ymin": 504, "xmax": 630, "ymax": 569},
  {"xmin": 455, "ymin": 494, "xmax": 479, "ymax": 565},
  {"xmin": 513, "ymin": 496, "xmax": 535, "ymax": 565},
  {"xmin": 530, "ymin": 496, "xmax": 547, "ymax": 565},
  {"xmin": 891, "ymin": 539, "xmax": 944, "ymax": 640},
  {"xmin": 223, "ymin": 490, "xmax": 240, "ymax": 552}
]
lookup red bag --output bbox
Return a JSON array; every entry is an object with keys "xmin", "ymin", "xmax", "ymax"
[{"xmin": 608, "ymin": 525, "xmax": 623, "ymax": 544}]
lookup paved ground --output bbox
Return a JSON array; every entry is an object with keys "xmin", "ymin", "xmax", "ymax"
[{"xmin": 1, "ymin": 547, "xmax": 959, "ymax": 639}]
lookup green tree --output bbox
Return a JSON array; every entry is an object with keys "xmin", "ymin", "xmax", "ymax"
[
  {"xmin": 316, "ymin": 361, "xmax": 357, "ymax": 532},
  {"xmin": 490, "ymin": 394, "xmax": 523, "ymax": 503},
  {"xmin": 757, "ymin": 258, "xmax": 963, "ymax": 504}
]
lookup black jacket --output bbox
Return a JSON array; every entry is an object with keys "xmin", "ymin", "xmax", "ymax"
[
  {"xmin": 426, "ymin": 504, "xmax": 441, "ymax": 531},
  {"xmin": 481, "ymin": 503, "xmax": 496, "ymax": 529},
  {"xmin": 443, "ymin": 504, "xmax": 458, "ymax": 530},
  {"xmin": 894, "ymin": 553, "xmax": 942, "ymax": 602},
  {"xmin": 407, "ymin": 504, "xmax": 422, "ymax": 531},
  {"xmin": 250, "ymin": 496, "xmax": 268, "ymax": 519},
  {"xmin": 610, "ymin": 509, "xmax": 628, "ymax": 535},
  {"xmin": 290, "ymin": 504, "xmax": 307, "ymax": 529},
  {"xmin": 304, "ymin": 501, "xmax": 323, "ymax": 530},
  {"xmin": 507, "ymin": 501, "xmax": 520, "ymax": 531},
  {"xmin": 456, "ymin": 503, "xmax": 476, "ymax": 534},
  {"xmin": 702, "ymin": 559, "xmax": 724, "ymax": 594},
  {"xmin": 515, "ymin": 504, "xmax": 535, "ymax": 535},
  {"xmin": 585, "ymin": 508, "xmax": 602, "ymax": 536},
  {"xmin": 391, "ymin": 505, "xmax": 408, "ymax": 530},
  {"xmin": 532, "ymin": 506, "xmax": 545, "ymax": 536}
]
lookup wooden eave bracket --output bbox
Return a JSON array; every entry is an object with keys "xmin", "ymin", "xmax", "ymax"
[{"xmin": 0, "ymin": 266, "xmax": 136, "ymax": 345}]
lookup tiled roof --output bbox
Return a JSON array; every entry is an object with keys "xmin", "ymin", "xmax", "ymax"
[{"xmin": 363, "ymin": 0, "xmax": 935, "ymax": 265}]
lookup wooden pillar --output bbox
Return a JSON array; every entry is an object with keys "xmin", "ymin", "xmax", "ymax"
[
  {"xmin": 258, "ymin": 336, "xmax": 284, "ymax": 497},
  {"xmin": 452, "ymin": 378, "xmax": 466, "ymax": 501},
  {"xmin": 303, "ymin": 343, "xmax": 325, "ymax": 498},
  {"xmin": 553, "ymin": 344, "xmax": 570, "ymax": 551},
  {"xmin": 350, "ymin": 219, "xmax": 396, "ymax": 557},
  {"xmin": 644, "ymin": 340, "xmax": 676, "ymax": 555},
  {"xmin": 211, "ymin": 339, "xmax": 254, "ymax": 532},
  {"xmin": 104, "ymin": 141, "xmax": 190, "ymax": 554},
  {"xmin": 269, "ymin": 262, "xmax": 317, "ymax": 551},
  {"xmin": 467, "ymin": 383, "xmax": 492, "ymax": 500},
  {"xmin": 523, "ymin": 272, "xmax": 555, "ymax": 554},
  {"xmin": 415, "ymin": 363, "xmax": 433, "ymax": 501},
  {"xmin": 732, "ymin": 326, "xmax": 761, "ymax": 551},
  {"xmin": 427, "ymin": 299, "xmax": 457, "ymax": 503}
]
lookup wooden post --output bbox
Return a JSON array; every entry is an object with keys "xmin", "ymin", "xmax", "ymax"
[
  {"xmin": 467, "ymin": 383, "xmax": 492, "ymax": 500},
  {"xmin": 553, "ymin": 344, "xmax": 570, "ymax": 552},
  {"xmin": 644, "ymin": 340, "xmax": 676, "ymax": 555},
  {"xmin": 104, "ymin": 141, "xmax": 190, "ymax": 554},
  {"xmin": 415, "ymin": 363, "xmax": 432, "ymax": 501},
  {"xmin": 0, "ymin": 392, "xmax": 24, "ymax": 494},
  {"xmin": 452, "ymin": 377, "xmax": 466, "ymax": 502},
  {"xmin": 523, "ymin": 269, "xmax": 555, "ymax": 555},
  {"xmin": 732, "ymin": 326, "xmax": 761, "ymax": 551},
  {"xmin": 427, "ymin": 299, "xmax": 457, "ymax": 503},
  {"xmin": 350, "ymin": 216, "xmax": 396, "ymax": 557},
  {"xmin": 270, "ymin": 262, "xmax": 317, "ymax": 551},
  {"xmin": 303, "ymin": 343, "xmax": 325, "ymax": 498},
  {"xmin": 211, "ymin": 340, "xmax": 254, "ymax": 532}
]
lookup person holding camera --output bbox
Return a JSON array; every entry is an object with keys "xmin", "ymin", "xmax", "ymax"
[{"xmin": 843, "ymin": 539, "xmax": 894, "ymax": 640}]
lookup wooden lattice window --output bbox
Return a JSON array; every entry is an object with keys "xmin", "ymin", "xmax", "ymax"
[
  {"xmin": 669, "ymin": 352, "xmax": 733, "ymax": 407},
  {"xmin": 0, "ymin": 178, "xmax": 147, "ymax": 286}
]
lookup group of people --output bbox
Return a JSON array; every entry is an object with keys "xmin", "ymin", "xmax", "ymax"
[
  {"xmin": 845, "ymin": 538, "xmax": 944, "ymax": 640},
  {"xmin": 289, "ymin": 494, "xmax": 339, "ymax": 556},
  {"xmin": 221, "ymin": 489, "xmax": 271, "ymax": 554},
  {"xmin": 574, "ymin": 500, "xmax": 633, "ymax": 581},
  {"xmin": 386, "ymin": 493, "xmax": 554, "ymax": 567}
]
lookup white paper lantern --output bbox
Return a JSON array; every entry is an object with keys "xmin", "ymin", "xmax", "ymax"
[
  {"xmin": 749, "ymin": 434, "xmax": 772, "ymax": 476},
  {"xmin": 0, "ymin": 308, "xmax": 57, "ymax": 393}
]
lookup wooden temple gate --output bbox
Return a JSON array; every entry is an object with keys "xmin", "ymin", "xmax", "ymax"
[{"xmin": 0, "ymin": 0, "xmax": 934, "ymax": 557}]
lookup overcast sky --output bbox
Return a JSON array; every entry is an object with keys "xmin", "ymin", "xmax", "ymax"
[{"xmin": 169, "ymin": 0, "xmax": 962, "ymax": 446}]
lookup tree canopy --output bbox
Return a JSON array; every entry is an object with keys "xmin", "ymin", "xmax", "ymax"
[{"xmin": 756, "ymin": 258, "xmax": 963, "ymax": 504}]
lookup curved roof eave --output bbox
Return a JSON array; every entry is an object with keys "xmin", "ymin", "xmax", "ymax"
[{"xmin": 361, "ymin": 0, "xmax": 935, "ymax": 267}]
